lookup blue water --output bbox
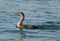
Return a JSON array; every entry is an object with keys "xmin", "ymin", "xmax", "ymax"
[{"xmin": 0, "ymin": 0, "xmax": 60, "ymax": 41}]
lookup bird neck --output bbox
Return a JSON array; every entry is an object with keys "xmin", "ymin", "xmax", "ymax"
[{"xmin": 18, "ymin": 15, "xmax": 25, "ymax": 26}]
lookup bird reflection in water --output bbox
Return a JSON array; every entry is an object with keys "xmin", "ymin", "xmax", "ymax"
[{"xmin": 19, "ymin": 28, "xmax": 25, "ymax": 41}]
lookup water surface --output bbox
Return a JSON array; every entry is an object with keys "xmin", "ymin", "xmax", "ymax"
[{"xmin": 0, "ymin": 0, "xmax": 60, "ymax": 41}]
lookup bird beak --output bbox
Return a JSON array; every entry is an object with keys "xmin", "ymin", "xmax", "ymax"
[
  {"xmin": 17, "ymin": 12, "xmax": 20, "ymax": 14},
  {"xmin": 16, "ymin": 12, "xmax": 20, "ymax": 16}
]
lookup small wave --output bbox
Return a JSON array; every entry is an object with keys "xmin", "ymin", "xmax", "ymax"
[
  {"xmin": 44, "ymin": 11, "xmax": 56, "ymax": 14},
  {"xmin": 0, "ymin": 30, "xmax": 20, "ymax": 34},
  {"xmin": 38, "ymin": 25, "xmax": 59, "ymax": 30},
  {"xmin": 37, "ymin": 22, "xmax": 60, "ymax": 30}
]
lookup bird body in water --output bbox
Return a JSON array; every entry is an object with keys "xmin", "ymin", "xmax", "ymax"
[{"xmin": 16, "ymin": 12, "xmax": 38, "ymax": 29}]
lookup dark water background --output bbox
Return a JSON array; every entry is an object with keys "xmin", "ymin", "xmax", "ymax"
[{"xmin": 0, "ymin": 0, "xmax": 60, "ymax": 41}]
